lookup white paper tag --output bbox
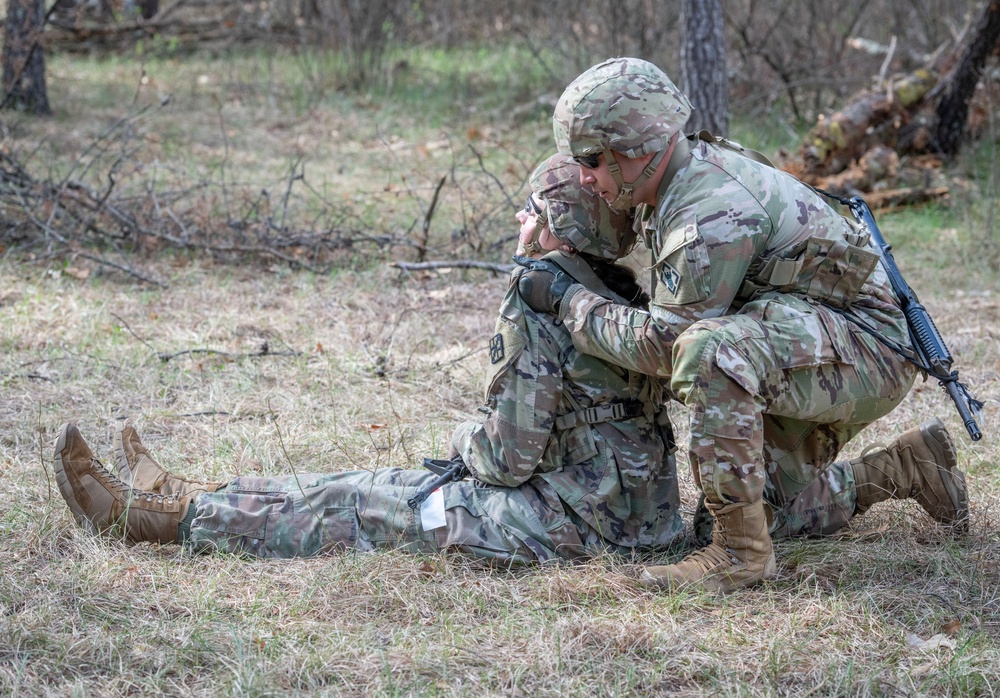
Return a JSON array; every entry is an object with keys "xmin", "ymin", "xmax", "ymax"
[{"xmin": 419, "ymin": 487, "xmax": 447, "ymax": 531}]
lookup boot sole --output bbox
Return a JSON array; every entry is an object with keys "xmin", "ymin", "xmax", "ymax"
[
  {"xmin": 639, "ymin": 553, "xmax": 777, "ymax": 593},
  {"xmin": 53, "ymin": 424, "xmax": 97, "ymax": 534},
  {"xmin": 112, "ymin": 417, "xmax": 136, "ymax": 485},
  {"xmin": 920, "ymin": 418, "xmax": 970, "ymax": 532}
]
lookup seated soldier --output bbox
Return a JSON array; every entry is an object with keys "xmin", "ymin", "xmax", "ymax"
[{"xmin": 52, "ymin": 154, "xmax": 686, "ymax": 564}]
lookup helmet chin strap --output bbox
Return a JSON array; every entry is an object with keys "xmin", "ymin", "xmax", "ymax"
[{"xmin": 603, "ymin": 148, "xmax": 667, "ymax": 213}]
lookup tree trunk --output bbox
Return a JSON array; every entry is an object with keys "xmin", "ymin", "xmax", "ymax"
[
  {"xmin": 1, "ymin": 0, "xmax": 51, "ymax": 115},
  {"xmin": 680, "ymin": 0, "xmax": 728, "ymax": 136},
  {"xmin": 137, "ymin": 0, "xmax": 160, "ymax": 20},
  {"xmin": 934, "ymin": 0, "xmax": 1000, "ymax": 156}
]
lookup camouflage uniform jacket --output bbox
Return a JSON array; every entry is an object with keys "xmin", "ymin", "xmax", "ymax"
[
  {"xmin": 450, "ymin": 268, "xmax": 682, "ymax": 549},
  {"xmin": 559, "ymin": 138, "xmax": 912, "ymax": 378}
]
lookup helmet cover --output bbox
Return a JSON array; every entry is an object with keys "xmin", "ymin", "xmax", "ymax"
[
  {"xmin": 530, "ymin": 153, "xmax": 635, "ymax": 260},
  {"xmin": 553, "ymin": 57, "xmax": 692, "ymax": 159}
]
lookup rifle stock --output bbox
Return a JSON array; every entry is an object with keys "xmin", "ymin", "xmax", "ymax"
[{"xmin": 407, "ymin": 457, "xmax": 469, "ymax": 510}]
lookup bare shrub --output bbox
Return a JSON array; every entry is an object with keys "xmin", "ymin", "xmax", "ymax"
[
  {"xmin": 0, "ymin": 100, "xmax": 530, "ymax": 282},
  {"xmin": 726, "ymin": 0, "xmax": 979, "ymax": 123}
]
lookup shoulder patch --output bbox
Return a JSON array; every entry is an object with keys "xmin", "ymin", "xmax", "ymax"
[
  {"xmin": 489, "ymin": 333, "xmax": 505, "ymax": 364},
  {"xmin": 662, "ymin": 263, "xmax": 680, "ymax": 295},
  {"xmin": 483, "ymin": 316, "xmax": 527, "ymax": 404}
]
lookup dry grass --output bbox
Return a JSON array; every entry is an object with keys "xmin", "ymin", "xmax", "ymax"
[
  {"xmin": 2, "ymin": 255, "xmax": 998, "ymax": 696},
  {"xmin": 1, "ymin": 48, "xmax": 1000, "ymax": 697}
]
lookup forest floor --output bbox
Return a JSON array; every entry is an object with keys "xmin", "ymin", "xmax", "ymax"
[{"xmin": 1, "ymin": 46, "xmax": 999, "ymax": 696}]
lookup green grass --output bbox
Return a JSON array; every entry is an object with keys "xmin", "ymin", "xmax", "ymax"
[{"xmin": 729, "ymin": 113, "xmax": 809, "ymax": 159}]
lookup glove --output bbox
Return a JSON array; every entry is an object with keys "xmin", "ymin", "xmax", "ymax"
[{"xmin": 512, "ymin": 255, "xmax": 577, "ymax": 314}]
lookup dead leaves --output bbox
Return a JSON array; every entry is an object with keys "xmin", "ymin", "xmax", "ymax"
[{"xmin": 905, "ymin": 618, "xmax": 962, "ymax": 652}]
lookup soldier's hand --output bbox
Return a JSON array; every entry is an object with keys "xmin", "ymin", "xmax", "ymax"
[{"xmin": 512, "ymin": 256, "xmax": 578, "ymax": 314}]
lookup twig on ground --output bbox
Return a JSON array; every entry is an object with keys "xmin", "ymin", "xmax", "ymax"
[
  {"xmin": 417, "ymin": 174, "xmax": 448, "ymax": 263},
  {"xmin": 175, "ymin": 411, "xmax": 233, "ymax": 418},
  {"xmin": 110, "ymin": 313, "xmax": 160, "ymax": 354},
  {"xmin": 157, "ymin": 347, "xmax": 301, "ymax": 362},
  {"xmin": 468, "ymin": 144, "xmax": 517, "ymax": 211},
  {"xmin": 392, "ymin": 260, "xmax": 514, "ymax": 274}
]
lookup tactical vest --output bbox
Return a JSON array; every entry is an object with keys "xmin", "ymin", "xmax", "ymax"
[
  {"xmin": 736, "ymin": 217, "xmax": 880, "ymax": 309},
  {"xmin": 653, "ymin": 131, "xmax": 880, "ymax": 310}
]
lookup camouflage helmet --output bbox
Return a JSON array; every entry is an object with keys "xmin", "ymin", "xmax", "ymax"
[
  {"xmin": 553, "ymin": 57, "xmax": 692, "ymax": 159},
  {"xmin": 530, "ymin": 153, "xmax": 635, "ymax": 260}
]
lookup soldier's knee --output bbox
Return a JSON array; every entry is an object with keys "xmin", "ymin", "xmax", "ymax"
[{"xmin": 672, "ymin": 320, "xmax": 758, "ymax": 403}]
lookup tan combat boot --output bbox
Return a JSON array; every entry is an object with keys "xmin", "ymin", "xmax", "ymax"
[
  {"xmin": 114, "ymin": 419, "xmax": 222, "ymax": 498},
  {"xmin": 852, "ymin": 417, "xmax": 969, "ymax": 531},
  {"xmin": 54, "ymin": 423, "xmax": 188, "ymax": 544},
  {"xmin": 640, "ymin": 499, "xmax": 776, "ymax": 593}
]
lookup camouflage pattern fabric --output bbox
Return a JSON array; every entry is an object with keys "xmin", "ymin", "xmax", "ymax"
[
  {"xmin": 553, "ymin": 57, "xmax": 692, "ymax": 159},
  {"xmin": 188, "ymin": 469, "xmax": 590, "ymax": 563},
  {"xmin": 694, "ymin": 445, "xmax": 858, "ymax": 544},
  {"xmin": 188, "ymin": 270, "xmax": 683, "ymax": 562},
  {"xmin": 559, "ymin": 138, "xmax": 918, "ymax": 529},
  {"xmin": 531, "ymin": 153, "xmax": 636, "ymax": 260},
  {"xmin": 452, "ymin": 268, "xmax": 682, "ymax": 550}
]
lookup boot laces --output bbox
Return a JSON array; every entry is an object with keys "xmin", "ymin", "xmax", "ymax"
[
  {"xmin": 681, "ymin": 541, "xmax": 740, "ymax": 575},
  {"xmin": 859, "ymin": 441, "xmax": 888, "ymax": 460},
  {"xmin": 90, "ymin": 458, "xmax": 132, "ymax": 495},
  {"xmin": 91, "ymin": 457, "xmax": 178, "ymax": 505}
]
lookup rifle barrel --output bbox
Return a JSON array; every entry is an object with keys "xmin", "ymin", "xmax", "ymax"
[{"xmin": 847, "ymin": 197, "xmax": 983, "ymax": 442}]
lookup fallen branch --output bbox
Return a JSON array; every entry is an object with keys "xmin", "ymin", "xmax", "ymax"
[
  {"xmin": 789, "ymin": 4, "xmax": 1000, "ymax": 190},
  {"xmin": 157, "ymin": 347, "xmax": 300, "ymax": 362},
  {"xmin": 1, "ymin": 96, "xmax": 520, "ymax": 277},
  {"xmin": 392, "ymin": 260, "xmax": 514, "ymax": 274},
  {"xmin": 799, "ymin": 68, "xmax": 939, "ymax": 176},
  {"xmin": 4, "ymin": 164, "xmax": 169, "ymax": 286},
  {"xmin": 0, "ymin": 142, "xmax": 413, "ymax": 278},
  {"xmin": 417, "ymin": 174, "xmax": 448, "ymax": 263}
]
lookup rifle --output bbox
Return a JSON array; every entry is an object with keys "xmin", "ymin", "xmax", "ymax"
[
  {"xmin": 406, "ymin": 456, "xmax": 469, "ymax": 510},
  {"xmin": 829, "ymin": 193, "xmax": 983, "ymax": 441}
]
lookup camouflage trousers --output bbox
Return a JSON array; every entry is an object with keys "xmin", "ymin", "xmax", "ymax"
[
  {"xmin": 671, "ymin": 295, "xmax": 917, "ymax": 537},
  {"xmin": 186, "ymin": 467, "xmax": 632, "ymax": 563}
]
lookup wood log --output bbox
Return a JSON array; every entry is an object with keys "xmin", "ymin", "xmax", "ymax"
[
  {"xmin": 796, "ymin": 0, "xmax": 1000, "ymax": 184},
  {"xmin": 863, "ymin": 186, "xmax": 950, "ymax": 210},
  {"xmin": 799, "ymin": 69, "xmax": 938, "ymax": 176}
]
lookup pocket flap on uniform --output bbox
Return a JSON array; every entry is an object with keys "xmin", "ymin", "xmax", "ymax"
[
  {"xmin": 483, "ymin": 315, "xmax": 527, "ymax": 403},
  {"xmin": 561, "ymin": 424, "xmax": 599, "ymax": 468},
  {"xmin": 653, "ymin": 215, "xmax": 699, "ymax": 266},
  {"xmin": 651, "ymin": 214, "xmax": 711, "ymax": 306},
  {"xmin": 764, "ymin": 257, "xmax": 802, "ymax": 287}
]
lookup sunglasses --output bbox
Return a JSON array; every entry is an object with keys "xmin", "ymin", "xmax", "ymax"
[
  {"xmin": 573, "ymin": 152, "xmax": 601, "ymax": 169},
  {"xmin": 524, "ymin": 194, "xmax": 543, "ymax": 216}
]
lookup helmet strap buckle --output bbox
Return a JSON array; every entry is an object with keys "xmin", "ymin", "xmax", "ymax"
[
  {"xmin": 604, "ymin": 150, "xmax": 633, "ymax": 212},
  {"xmin": 606, "ymin": 147, "xmax": 669, "ymax": 213},
  {"xmin": 608, "ymin": 184, "xmax": 633, "ymax": 213}
]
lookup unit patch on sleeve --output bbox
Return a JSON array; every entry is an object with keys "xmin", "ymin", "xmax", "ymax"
[
  {"xmin": 489, "ymin": 333, "xmax": 505, "ymax": 364},
  {"xmin": 661, "ymin": 262, "xmax": 680, "ymax": 295},
  {"xmin": 483, "ymin": 313, "xmax": 526, "ymax": 403}
]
